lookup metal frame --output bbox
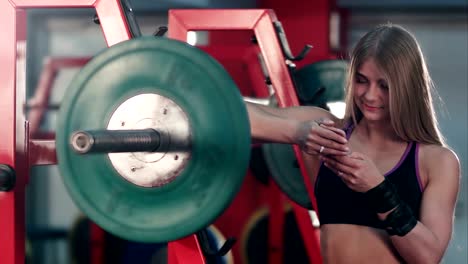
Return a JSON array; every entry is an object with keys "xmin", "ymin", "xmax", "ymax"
[
  {"xmin": 0, "ymin": 1, "xmax": 131, "ymax": 263},
  {"xmin": 1, "ymin": 4, "xmax": 323, "ymax": 264},
  {"xmin": 168, "ymin": 9, "xmax": 322, "ymax": 264}
]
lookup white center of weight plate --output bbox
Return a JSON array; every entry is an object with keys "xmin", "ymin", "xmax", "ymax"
[{"xmin": 107, "ymin": 93, "xmax": 192, "ymax": 187}]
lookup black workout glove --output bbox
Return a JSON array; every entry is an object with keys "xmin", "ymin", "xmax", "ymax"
[{"xmin": 364, "ymin": 178, "xmax": 417, "ymax": 236}]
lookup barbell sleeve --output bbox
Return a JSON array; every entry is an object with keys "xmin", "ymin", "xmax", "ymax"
[{"xmin": 70, "ymin": 129, "xmax": 161, "ymax": 154}]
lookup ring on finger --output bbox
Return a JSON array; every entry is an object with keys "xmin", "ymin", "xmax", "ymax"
[{"xmin": 319, "ymin": 146, "xmax": 325, "ymax": 153}]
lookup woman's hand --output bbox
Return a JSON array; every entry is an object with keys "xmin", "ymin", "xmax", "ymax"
[
  {"xmin": 321, "ymin": 152, "xmax": 385, "ymax": 192},
  {"xmin": 295, "ymin": 118, "xmax": 350, "ymax": 156}
]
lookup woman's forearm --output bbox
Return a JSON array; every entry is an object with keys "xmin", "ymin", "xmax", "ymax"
[
  {"xmin": 391, "ymin": 223, "xmax": 445, "ymax": 264},
  {"xmin": 246, "ymin": 102, "xmax": 299, "ymax": 144}
]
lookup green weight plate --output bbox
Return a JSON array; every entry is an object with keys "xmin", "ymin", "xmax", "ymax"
[
  {"xmin": 56, "ymin": 37, "xmax": 251, "ymax": 243},
  {"xmin": 293, "ymin": 59, "xmax": 348, "ymax": 106},
  {"xmin": 262, "ymin": 144, "xmax": 313, "ymax": 209}
]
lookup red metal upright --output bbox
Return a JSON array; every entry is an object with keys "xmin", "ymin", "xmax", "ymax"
[
  {"xmin": 168, "ymin": 235, "xmax": 206, "ymax": 264},
  {"xmin": 0, "ymin": 4, "xmax": 26, "ymax": 263},
  {"xmin": 168, "ymin": 9, "xmax": 322, "ymax": 264},
  {"xmin": 0, "ymin": 1, "xmax": 131, "ymax": 264}
]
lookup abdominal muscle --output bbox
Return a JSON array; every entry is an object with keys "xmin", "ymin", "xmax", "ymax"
[{"xmin": 320, "ymin": 224, "xmax": 404, "ymax": 264}]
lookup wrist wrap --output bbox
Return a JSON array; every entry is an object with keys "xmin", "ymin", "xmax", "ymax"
[
  {"xmin": 364, "ymin": 178, "xmax": 417, "ymax": 236},
  {"xmin": 365, "ymin": 178, "xmax": 400, "ymax": 213},
  {"xmin": 383, "ymin": 203, "xmax": 418, "ymax": 236}
]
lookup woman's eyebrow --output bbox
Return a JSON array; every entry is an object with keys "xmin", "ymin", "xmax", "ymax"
[
  {"xmin": 356, "ymin": 72, "xmax": 367, "ymax": 79},
  {"xmin": 356, "ymin": 72, "xmax": 387, "ymax": 84}
]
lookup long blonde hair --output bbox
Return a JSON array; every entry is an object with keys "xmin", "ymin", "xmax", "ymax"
[{"xmin": 343, "ymin": 24, "xmax": 445, "ymax": 146}]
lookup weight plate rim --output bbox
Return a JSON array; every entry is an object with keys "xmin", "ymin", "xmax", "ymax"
[{"xmin": 262, "ymin": 143, "xmax": 313, "ymax": 209}]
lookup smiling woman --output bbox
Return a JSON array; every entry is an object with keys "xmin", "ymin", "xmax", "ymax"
[
  {"xmin": 343, "ymin": 25, "xmax": 444, "ymax": 146},
  {"xmin": 246, "ymin": 23, "xmax": 461, "ymax": 264},
  {"xmin": 352, "ymin": 58, "xmax": 390, "ymax": 122}
]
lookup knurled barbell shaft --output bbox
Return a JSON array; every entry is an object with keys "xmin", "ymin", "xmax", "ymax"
[{"xmin": 70, "ymin": 129, "xmax": 161, "ymax": 154}]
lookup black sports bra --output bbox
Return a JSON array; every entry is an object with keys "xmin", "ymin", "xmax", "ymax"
[{"xmin": 314, "ymin": 125, "xmax": 423, "ymax": 228}]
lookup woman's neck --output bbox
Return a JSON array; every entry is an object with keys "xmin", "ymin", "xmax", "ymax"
[{"xmin": 354, "ymin": 119, "xmax": 404, "ymax": 148}]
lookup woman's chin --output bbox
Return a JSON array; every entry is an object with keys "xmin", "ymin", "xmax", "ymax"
[{"xmin": 361, "ymin": 112, "xmax": 389, "ymax": 122}]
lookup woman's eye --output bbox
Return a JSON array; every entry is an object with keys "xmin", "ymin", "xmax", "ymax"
[
  {"xmin": 356, "ymin": 77, "xmax": 367, "ymax": 83},
  {"xmin": 380, "ymin": 83, "xmax": 389, "ymax": 90}
]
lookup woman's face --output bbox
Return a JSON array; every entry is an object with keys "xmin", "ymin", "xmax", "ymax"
[{"xmin": 353, "ymin": 58, "xmax": 390, "ymax": 122}]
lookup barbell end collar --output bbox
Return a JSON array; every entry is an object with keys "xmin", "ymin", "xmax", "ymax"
[{"xmin": 70, "ymin": 131, "xmax": 94, "ymax": 154}]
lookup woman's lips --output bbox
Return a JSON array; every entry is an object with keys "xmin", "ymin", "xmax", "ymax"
[{"xmin": 363, "ymin": 103, "xmax": 382, "ymax": 111}]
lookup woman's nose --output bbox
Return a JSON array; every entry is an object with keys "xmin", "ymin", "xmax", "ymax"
[{"xmin": 364, "ymin": 84, "xmax": 379, "ymax": 100}]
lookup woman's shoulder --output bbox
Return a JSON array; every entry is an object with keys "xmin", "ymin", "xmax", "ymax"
[
  {"xmin": 418, "ymin": 144, "xmax": 458, "ymax": 162},
  {"xmin": 418, "ymin": 143, "xmax": 460, "ymax": 182}
]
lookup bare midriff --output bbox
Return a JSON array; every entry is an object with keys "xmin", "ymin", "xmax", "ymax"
[{"xmin": 320, "ymin": 224, "xmax": 404, "ymax": 264}]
